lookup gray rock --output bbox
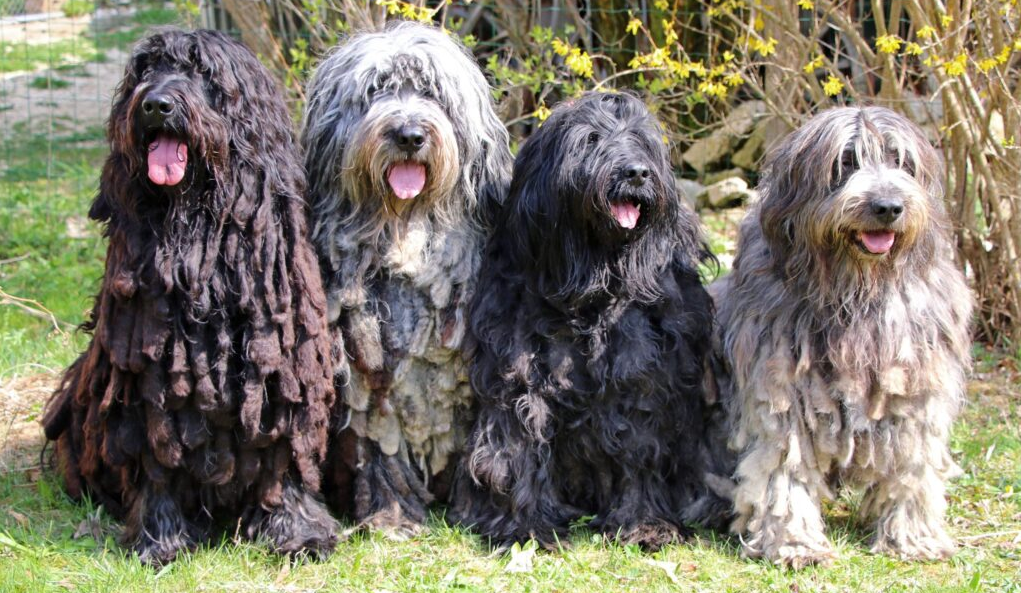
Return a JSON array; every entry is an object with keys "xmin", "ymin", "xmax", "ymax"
[
  {"xmin": 698, "ymin": 177, "xmax": 752, "ymax": 209},
  {"xmin": 682, "ymin": 100, "xmax": 766, "ymax": 174},
  {"xmin": 675, "ymin": 177, "xmax": 705, "ymax": 209},
  {"xmin": 704, "ymin": 168, "xmax": 746, "ymax": 186}
]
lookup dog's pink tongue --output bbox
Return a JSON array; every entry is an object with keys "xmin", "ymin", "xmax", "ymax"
[
  {"xmin": 861, "ymin": 230, "xmax": 896, "ymax": 254},
  {"xmin": 610, "ymin": 202, "xmax": 641, "ymax": 229},
  {"xmin": 387, "ymin": 162, "xmax": 427, "ymax": 200},
  {"xmin": 147, "ymin": 134, "xmax": 188, "ymax": 186}
]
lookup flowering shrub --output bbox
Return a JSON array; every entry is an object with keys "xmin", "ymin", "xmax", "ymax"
[{"xmin": 219, "ymin": 0, "xmax": 1020, "ymax": 346}]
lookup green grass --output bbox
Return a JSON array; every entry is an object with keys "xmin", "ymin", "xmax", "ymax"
[
  {"xmin": 1, "ymin": 12, "xmax": 1019, "ymax": 589},
  {"xmin": 28, "ymin": 75, "xmax": 71, "ymax": 90},
  {"xmin": 0, "ymin": 387, "xmax": 1017, "ymax": 592},
  {"xmin": 0, "ymin": 38, "xmax": 104, "ymax": 74},
  {"xmin": 2, "ymin": 133, "xmax": 1018, "ymax": 588},
  {"xmin": 62, "ymin": 0, "xmax": 95, "ymax": 19},
  {"xmin": 90, "ymin": 7, "xmax": 182, "ymax": 51}
]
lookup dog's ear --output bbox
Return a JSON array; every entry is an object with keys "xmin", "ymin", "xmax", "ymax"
[
  {"xmin": 757, "ymin": 132, "xmax": 811, "ymax": 250},
  {"xmin": 468, "ymin": 111, "xmax": 513, "ymax": 229}
]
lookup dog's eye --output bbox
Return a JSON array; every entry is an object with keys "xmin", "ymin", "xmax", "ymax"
[
  {"xmin": 898, "ymin": 153, "xmax": 916, "ymax": 175},
  {"xmin": 587, "ymin": 132, "xmax": 600, "ymax": 145},
  {"xmin": 840, "ymin": 150, "xmax": 858, "ymax": 172}
]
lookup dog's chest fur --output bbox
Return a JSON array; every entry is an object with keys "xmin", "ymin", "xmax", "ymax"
[
  {"xmin": 326, "ymin": 214, "xmax": 484, "ymax": 476},
  {"xmin": 734, "ymin": 261, "xmax": 971, "ymax": 477}
]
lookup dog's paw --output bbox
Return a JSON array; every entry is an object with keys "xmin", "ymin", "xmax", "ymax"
[
  {"xmin": 870, "ymin": 531, "xmax": 956, "ymax": 561},
  {"xmin": 745, "ymin": 535, "xmax": 835, "ymax": 570},
  {"xmin": 770, "ymin": 541, "xmax": 836, "ymax": 569},
  {"xmin": 130, "ymin": 531, "xmax": 194, "ymax": 567},
  {"xmin": 361, "ymin": 503, "xmax": 426, "ymax": 541},
  {"xmin": 245, "ymin": 485, "xmax": 339, "ymax": 559},
  {"xmin": 606, "ymin": 519, "xmax": 686, "ymax": 551}
]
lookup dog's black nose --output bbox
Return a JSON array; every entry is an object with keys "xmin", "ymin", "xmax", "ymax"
[
  {"xmin": 140, "ymin": 93, "xmax": 175, "ymax": 127},
  {"xmin": 624, "ymin": 163, "xmax": 651, "ymax": 186},
  {"xmin": 870, "ymin": 198, "xmax": 904, "ymax": 224},
  {"xmin": 396, "ymin": 124, "xmax": 426, "ymax": 152}
]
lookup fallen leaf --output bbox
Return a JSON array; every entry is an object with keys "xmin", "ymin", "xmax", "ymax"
[
  {"xmin": 73, "ymin": 509, "xmax": 103, "ymax": 541},
  {"xmin": 275, "ymin": 558, "xmax": 291, "ymax": 585},
  {"xmin": 505, "ymin": 540, "xmax": 537, "ymax": 573},
  {"xmin": 7, "ymin": 510, "xmax": 28, "ymax": 528},
  {"xmin": 644, "ymin": 559, "xmax": 682, "ymax": 585}
]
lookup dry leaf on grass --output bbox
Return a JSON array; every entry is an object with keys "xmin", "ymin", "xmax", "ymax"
[{"xmin": 505, "ymin": 540, "xmax": 537, "ymax": 573}]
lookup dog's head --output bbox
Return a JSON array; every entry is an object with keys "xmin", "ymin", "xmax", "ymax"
[
  {"xmin": 107, "ymin": 28, "xmax": 288, "ymax": 195},
  {"xmin": 303, "ymin": 22, "xmax": 510, "ymax": 221},
  {"xmin": 514, "ymin": 92, "xmax": 677, "ymax": 242},
  {"xmin": 758, "ymin": 106, "xmax": 943, "ymax": 268},
  {"xmin": 503, "ymin": 92, "xmax": 707, "ymax": 302}
]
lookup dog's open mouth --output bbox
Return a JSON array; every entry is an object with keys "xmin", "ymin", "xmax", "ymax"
[
  {"xmin": 855, "ymin": 230, "xmax": 896, "ymax": 255},
  {"xmin": 387, "ymin": 161, "xmax": 427, "ymax": 200},
  {"xmin": 610, "ymin": 200, "xmax": 641, "ymax": 229},
  {"xmin": 147, "ymin": 133, "xmax": 188, "ymax": 186}
]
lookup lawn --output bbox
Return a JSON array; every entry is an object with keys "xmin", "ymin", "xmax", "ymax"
[{"xmin": 1, "ymin": 11, "xmax": 1019, "ymax": 593}]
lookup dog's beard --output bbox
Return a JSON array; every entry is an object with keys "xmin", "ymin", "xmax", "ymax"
[
  {"xmin": 343, "ymin": 96, "xmax": 460, "ymax": 215},
  {"xmin": 821, "ymin": 166, "xmax": 930, "ymax": 263},
  {"xmin": 125, "ymin": 78, "xmax": 226, "ymax": 192}
]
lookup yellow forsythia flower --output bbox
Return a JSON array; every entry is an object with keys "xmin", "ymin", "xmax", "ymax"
[
  {"xmin": 876, "ymin": 34, "xmax": 902, "ymax": 54},
  {"xmin": 904, "ymin": 42, "xmax": 923, "ymax": 56},
  {"xmin": 823, "ymin": 75, "xmax": 844, "ymax": 96},
  {"xmin": 663, "ymin": 20, "xmax": 679, "ymax": 45},
  {"xmin": 724, "ymin": 71, "xmax": 745, "ymax": 87},
  {"xmin": 565, "ymin": 48, "xmax": 594, "ymax": 78},
  {"xmin": 626, "ymin": 18, "xmax": 642, "ymax": 36},
  {"xmin": 944, "ymin": 53, "xmax": 967, "ymax": 76},
  {"xmin": 916, "ymin": 25, "xmax": 937, "ymax": 40},
  {"xmin": 654, "ymin": 0, "xmax": 668, "ymax": 10},
  {"xmin": 797, "ymin": 0, "xmax": 814, "ymax": 9},
  {"xmin": 940, "ymin": 13, "xmax": 953, "ymax": 28},
  {"xmin": 754, "ymin": 15, "xmax": 765, "ymax": 32},
  {"xmin": 803, "ymin": 55, "xmax": 824, "ymax": 72},
  {"xmin": 699, "ymin": 80, "xmax": 728, "ymax": 99},
  {"xmin": 757, "ymin": 37, "xmax": 778, "ymax": 56},
  {"xmin": 533, "ymin": 105, "xmax": 552, "ymax": 122},
  {"xmin": 977, "ymin": 57, "xmax": 998, "ymax": 72},
  {"xmin": 551, "ymin": 38, "xmax": 569, "ymax": 57}
]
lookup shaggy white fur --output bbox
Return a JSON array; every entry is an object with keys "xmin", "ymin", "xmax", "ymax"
[
  {"xmin": 301, "ymin": 21, "xmax": 512, "ymax": 536},
  {"xmin": 714, "ymin": 106, "xmax": 973, "ymax": 568}
]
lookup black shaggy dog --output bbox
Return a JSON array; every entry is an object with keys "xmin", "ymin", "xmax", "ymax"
[
  {"xmin": 450, "ymin": 92, "xmax": 725, "ymax": 550},
  {"xmin": 42, "ymin": 29, "xmax": 338, "ymax": 564}
]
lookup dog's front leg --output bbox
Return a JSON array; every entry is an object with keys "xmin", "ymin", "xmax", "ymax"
[
  {"xmin": 859, "ymin": 414, "xmax": 958, "ymax": 560},
  {"xmin": 450, "ymin": 402, "xmax": 576, "ymax": 550},
  {"xmin": 597, "ymin": 475, "xmax": 689, "ymax": 551},
  {"xmin": 352, "ymin": 437, "xmax": 433, "ymax": 539},
  {"xmin": 121, "ymin": 477, "xmax": 202, "ymax": 566},
  {"xmin": 731, "ymin": 434, "xmax": 835, "ymax": 568}
]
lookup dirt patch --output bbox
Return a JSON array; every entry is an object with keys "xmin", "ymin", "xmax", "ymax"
[
  {"xmin": 0, "ymin": 372, "xmax": 57, "ymax": 472},
  {"xmin": 0, "ymin": 49, "xmax": 129, "ymax": 138},
  {"xmin": 0, "ymin": 10, "xmax": 137, "ymax": 153}
]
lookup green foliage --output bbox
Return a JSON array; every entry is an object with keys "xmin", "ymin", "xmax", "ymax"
[
  {"xmin": 61, "ymin": 0, "xmax": 94, "ymax": 18},
  {"xmin": 27, "ymin": 75, "xmax": 70, "ymax": 90}
]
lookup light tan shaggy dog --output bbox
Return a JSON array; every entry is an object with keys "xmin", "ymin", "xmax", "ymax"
[{"xmin": 712, "ymin": 106, "xmax": 973, "ymax": 568}]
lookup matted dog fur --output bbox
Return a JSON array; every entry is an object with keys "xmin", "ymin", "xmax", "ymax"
[
  {"xmin": 301, "ymin": 21, "xmax": 512, "ymax": 536},
  {"xmin": 450, "ymin": 92, "xmax": 728, "ymax": 550},
  {"xmin": 42, "ymin": 29, "xmax": 337, "ymax": 564},
  {"xmin": 712, "ymin": 106, "xmax": 973, "ymax": 567}
]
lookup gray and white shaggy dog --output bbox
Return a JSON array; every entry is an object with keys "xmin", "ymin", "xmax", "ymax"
[
  {"xmin": 712, "ymin": 106, "xmax": 973, "ymax": 567},
  {"xmin": 300, "ymin": 21, "xmax": 513, "ymax": 536},
  {"xmin": 42, "ymin": 29, "xmax": 337, "ymax": 564},
  {"xmin": 450, "ymin": 92, "xmax": 728, "ymax": 551}
]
